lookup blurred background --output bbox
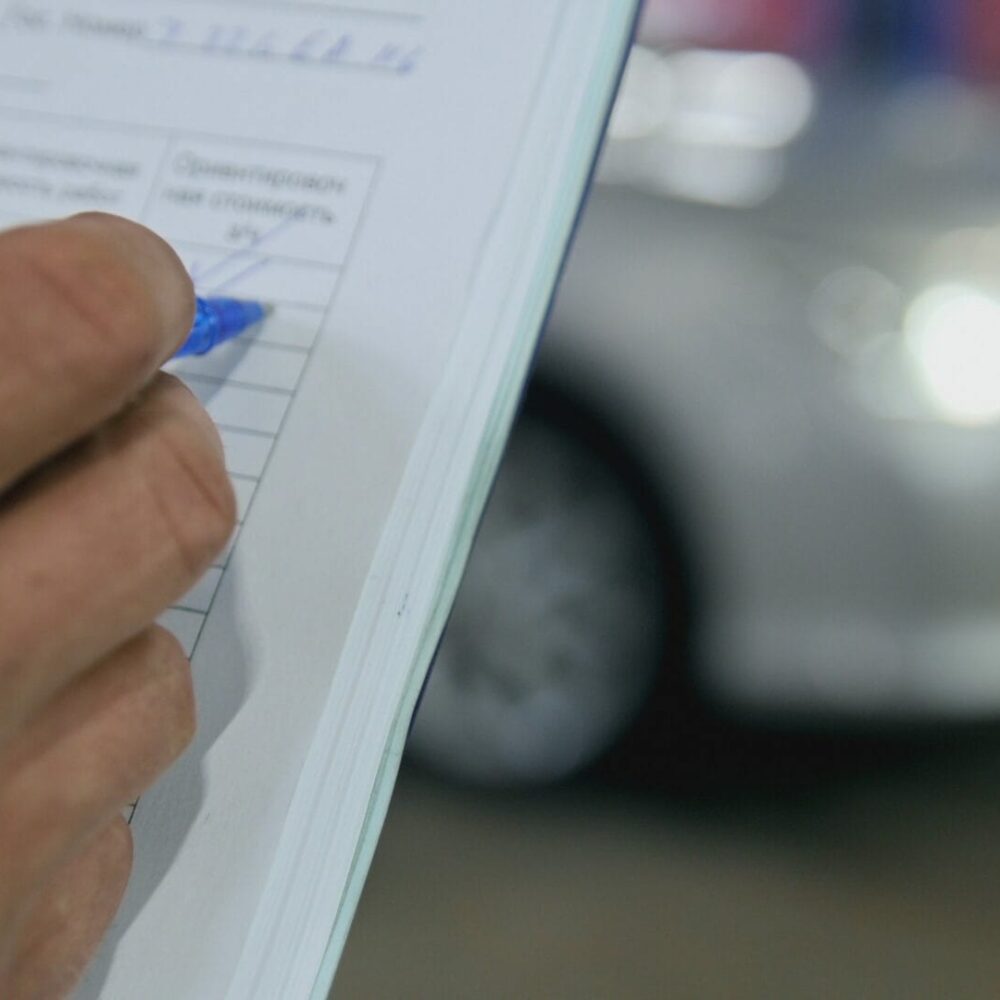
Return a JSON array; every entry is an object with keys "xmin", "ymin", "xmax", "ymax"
[{"xmin": 337, "ymin": 3, "xmax": 1000, "ymax": 996}]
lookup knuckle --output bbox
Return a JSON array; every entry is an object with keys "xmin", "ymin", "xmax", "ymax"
[
  {"xmin": 140, "ymin": 621, "xmax": 188, "ymax": 672},
  {"xmin": 72, "ymin": 629, "xmax": 196, "ymax": 804},
  {"xmin": 143, "ymin": 408, "xmax": 236, "ymax": 576},
  {"xmin": 138, "ymin": 627, "xmax": 196, "ymax": 759},
  {"xmin": 98, "ymin": 815, "xmax": 134, "ymax": 885},
  {"xmin": 12, "ymin": 221, "xmax": 163, "ymax": 387}
]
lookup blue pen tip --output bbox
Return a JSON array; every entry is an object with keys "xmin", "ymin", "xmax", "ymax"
[
  {"xmin": 175, "ymin": 297, "xmax": 273, "ymax": 358},
  {"xmin": 210, "ymin": 297, "xmax": 269, "ymax": 334}
]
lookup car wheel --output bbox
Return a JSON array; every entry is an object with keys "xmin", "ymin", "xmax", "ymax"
[{"xmin": 408, "ymin": 380, "xmax": 673, "ymax": 786}]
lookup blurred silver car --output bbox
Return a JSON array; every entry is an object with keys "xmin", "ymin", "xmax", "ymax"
[{"xmin": 410, "ymin": 50, "xmax": 1000, "ymax": 785}]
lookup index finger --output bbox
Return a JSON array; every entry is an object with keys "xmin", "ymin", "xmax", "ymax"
[{"xmin": 0, "ymin": 213, "xmax": 194, "ymax": 492}]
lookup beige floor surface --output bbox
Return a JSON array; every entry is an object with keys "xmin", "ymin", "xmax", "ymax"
[{"xmin": 335, "ymin": 742, "xmax": 1000, "ymax": 1000}]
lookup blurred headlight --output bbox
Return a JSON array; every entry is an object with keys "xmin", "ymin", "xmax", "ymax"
[
  {"xmin": 904, "ymin": 284, "xmax": 1000, "ymax": 426},
  {"xmin": 602, "ymin": 45, "xmax": 815, "ymax": 207}
]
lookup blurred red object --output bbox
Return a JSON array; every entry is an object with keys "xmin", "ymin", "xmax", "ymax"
[
  {"xmin": 956, "ymin": 0, "xmax": 1000, "ymax": 80},
  {"xmin": 637, "ymin": 0, "xmax": 846, "ymax": 57}
]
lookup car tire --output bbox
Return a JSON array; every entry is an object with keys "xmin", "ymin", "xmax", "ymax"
[{"xmin": 407, "ymin": 378, "xmax": 677, "ymax": 787}]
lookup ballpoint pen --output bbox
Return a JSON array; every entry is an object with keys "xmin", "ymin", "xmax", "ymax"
[{"xmin": 175, "ymin": 296, "xmax": 274, "ymax": 358}]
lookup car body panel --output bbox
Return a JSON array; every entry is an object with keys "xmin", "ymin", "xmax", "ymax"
[{"xmin": 541, "ymin": 171, "xmax": 1000, "ymax": 717}]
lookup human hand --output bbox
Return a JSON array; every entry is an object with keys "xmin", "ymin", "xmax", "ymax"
[{"xmin": 0, "ymin": 214, "xmax": 236, "ymax": 998}]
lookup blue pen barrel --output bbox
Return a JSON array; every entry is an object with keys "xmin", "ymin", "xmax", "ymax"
[{"xmin": 176, "ymin": 297, "xmax": 269, "ymax": 357}]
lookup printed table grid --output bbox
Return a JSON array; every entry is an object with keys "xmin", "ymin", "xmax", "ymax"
[{"xmin": 0, "ymin": 115, "xmax": 383, "ymax": 821}]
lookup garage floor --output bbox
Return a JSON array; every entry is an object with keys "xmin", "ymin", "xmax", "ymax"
[{"xmin": 335, "ymin": 731, "xmax": 1000, "ymax": 999}]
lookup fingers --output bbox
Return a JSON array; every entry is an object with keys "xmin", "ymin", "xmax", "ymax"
[
  {"xmin": 0, "ymin": 213, "xmax": 207, "ymax": 995},
  {"xmin": 0, "ymin": 627, "xmax": 192, "ymax": 912},
  {"xmin": 4, "ymin": 817, "xmax": 132, "ymax": 1000},
  {"xmin": 0, "ymin": 213, "xmax": 195, "ymax": 492},
  {"xmin": 0, "ymin": 373, "xmax": 234, "ymax": 734}
]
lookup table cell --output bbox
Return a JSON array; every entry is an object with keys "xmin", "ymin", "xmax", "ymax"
[
  {"xmin": 159, "ymin": 608, "xmax": 204, "ymax": 657},
  {"xmin": 251, "ymin": 305, "xmax": 326, "ymax": 351},
  {"xmin": 220, "ymin": 429, "xmax": 273, "ymax": 479},
  {"xmin": 146, "ymin": 137, "xmax": 376, "ymax": 267},
  {"xmin": 176, "ymin": 243, "xmax": 339, "ymax": 309},
  {"xmin": 184, "ymin": 378, "xmax": 291, "ymax": 435},
  {"xmin": 171, "ymin": 341, "xmax": 307, "ymax": 393},
  {"xmin": 178, "ymin": 566, "xmax": 224, "ymax": 614},
  {"xmin": 0, "ymin": 113, "xmax": 168, "ymax": 221}
]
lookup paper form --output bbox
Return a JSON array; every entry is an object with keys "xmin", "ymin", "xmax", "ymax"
[{"xmin": 0, "ymin": 1, "xmax": 600, "ymax": 996}]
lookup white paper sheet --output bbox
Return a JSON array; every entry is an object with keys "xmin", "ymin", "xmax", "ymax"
[{"xmin": 0, "ymin": 1, "xmax": 633, "ymax": 995}]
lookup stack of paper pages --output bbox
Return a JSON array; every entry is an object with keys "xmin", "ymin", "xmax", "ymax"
[{"xmin": 0, "ymin": 1, "xmax": 636, "ymax": 996}]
